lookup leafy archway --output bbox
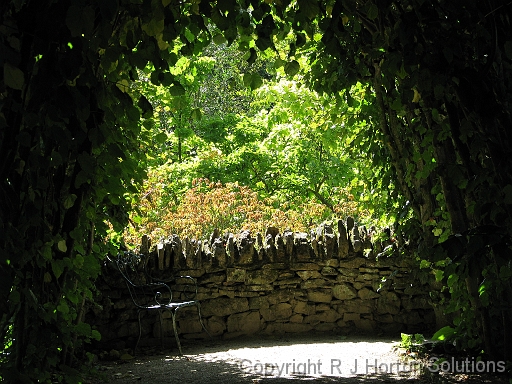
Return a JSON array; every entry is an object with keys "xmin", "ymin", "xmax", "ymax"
[{"xmin": 1, "ymin": 0, "xmax": 511, "ymax": 381}]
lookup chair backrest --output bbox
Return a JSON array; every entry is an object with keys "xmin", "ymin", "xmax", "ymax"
[
  {"xmin": 125, "ymin": 251, "xmax": 198, "ymax": 301},
  {"xmin": 109, "ymin": 252, "xmax": 173, "ymax": 309}
]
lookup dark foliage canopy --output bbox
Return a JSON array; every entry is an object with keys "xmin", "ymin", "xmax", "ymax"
[{"xmin": 1, "ymin": 0, "xmax": 512, "ymax": 381}]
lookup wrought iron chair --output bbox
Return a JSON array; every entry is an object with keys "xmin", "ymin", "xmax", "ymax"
[
  {"xmin": 141, "ymin": 251, "xmax": 198, "ymax": 301},
  {"xmin": 108, "ymin": 251, "xmax": 210, "ymax": 355}
]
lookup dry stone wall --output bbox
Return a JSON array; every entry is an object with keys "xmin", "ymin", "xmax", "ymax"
[{"xmin": 90, "ymin": 219, "xmax": 437, "ymax": 350}]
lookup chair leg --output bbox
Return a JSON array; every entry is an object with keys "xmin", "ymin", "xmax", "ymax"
[
  {"xmin": 135, "ymin": 310, "xmax": 143, "ymax": 355},
  {"xmin": 158, "ymin": 310, "xmax": 164, "ymax": 349},
  {"xmin": 196, "ymin": 302, "xmax": 211, "ymax": 338},
  {"xmin": 171, "ymin": 310, "xmax": 183, "ymax": 355}
]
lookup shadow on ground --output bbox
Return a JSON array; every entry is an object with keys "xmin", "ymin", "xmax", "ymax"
[{"xmin": 89, "ymin": 334, "xmax": 509, "ymax": 384}]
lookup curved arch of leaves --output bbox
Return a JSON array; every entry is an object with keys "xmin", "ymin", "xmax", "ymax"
[{"xmin": 1, "ymin": 0, "xmax": 512, "ymax": 381}]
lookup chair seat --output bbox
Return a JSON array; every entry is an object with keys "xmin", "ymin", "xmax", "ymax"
[
  {"xmin": 108, "ymin": 252, "xmax": 211, "ymax": 354},
  {"xmin": 145, "ymin": 301, "xmax": 198, "ymax": 310}
]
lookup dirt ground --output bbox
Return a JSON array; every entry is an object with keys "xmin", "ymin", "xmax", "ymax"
[{"xmin": 88, "ymin": 333, "xmax": 510, "ymax": 384}]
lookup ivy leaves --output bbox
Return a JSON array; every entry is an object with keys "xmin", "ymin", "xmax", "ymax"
[{"xmin": 3, "ymin": 62, "xmax": 24, "ymax": 90}]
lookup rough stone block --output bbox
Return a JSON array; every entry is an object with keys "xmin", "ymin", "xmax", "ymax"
[
  {"xmin": 283, "ymin": 231, "xmax": 294, "ymax": 258},
  {"xmin": 358, "ymin": 288, "xmax": 380, "ymax": 300},
  {"xmin": 376, "ymin": 291, "xmax": 401, "ymax": 315},
  {"xmin": 307, "ymin": 289, "xmax": 333, "ymax": 303},
  {"xmin": 178, "ymin": 319, "xmax": 203, "ymax": 334},
  {"xmin": 343, "ymin": 313, "xmax": 360, "ymax": 322},
  {"xmin": 201, "ymin": 297, "xmax": 249, "ymax": 317},
  {"xmin": 354, "ymin": 318, "xmax": 375, "ymax": 332},
  {"xmin": 313, "ymin": 323, "xmax": 337, "ymax": 332},
  {"xmin": 293, "ymin": 301, "xmax": 316, "ymax": 315},
  {"xmin": 352, "ymin": 282, "xmax": 366, "ymax": 290},
  {"xmin": 356, "ymin": 273, "xmax": 380, "ymax": 281},
  {"xmin": 315, "ymin": 303, "xmax": 330, "ymax": 311},
  {"xmin": 395, "ymin": 311, "xmax": 423, "ymax": 325},
  {"xmin": 301, "ymin": 278, "xmax": 332, "ymax": 289},
  {"xmin": 374, "ymin": 314, "xmax": 394, "ymax": 323},
  {"xmin": 332, "ymin": 283, "xmax": 358, "ymax": 300},
  {"xmin": 335, "ymin": 275, "xmax": 354, "ymax": 283},
  {"xmin": 338, "ymin": 220, "xmax": 349, "ymax": 258},
  {"xmin": 217, "ymin": 289, "xmax": 236, "ymax": 298},
  {"xmin": 402, "ymin": 296, "xmax": 431, "ymax": 310},
  {"xmin": 206, "ymin": 316, "xmax": 226, "ymax": 336},
  {"xmin": 314, "ymin": 309, "xmax": 340, "ymax": 323},
  {"xmin": 296, "ymin": 270, "xmax": 323, "ymax": 280},
  {"xmin": 200, "ymin": 273, "xmax": 226, "ymax": 284},
  {"xmin": 278, "ymin": 271, "xmax": 295, "ymax": 279},
  {"xmin": 243, "ymin": 284, "xmax": 274, "ymax": 292},
  {"xmin": 338, "ymin": 258, "xmax": 366, "ymax": 269},
  {"xmin": 321, "ymin": 266, "xmax": 338, "ymax": 276},
  {"xmin": 262, "ymin": 262, "xmax": 287, "ymax": 270},
  {"xmin": 260, "ymin": 307, "xmax": 276, "ymax": 322},
  {"xmin": 273, "ymin": 303, "xmax": 292, "ymax": 320},
  {"xmin": 171, "ymin": 267, "xmax": 203, "ymax": 278},
  {"xmin": 267, "ymin": 290, "xmax": 295, "ymax": 305},
  {"xmin": 291, "ymin": 263, "xmax": 321, "ymax": 271},
  {"xmin": 404, "ymin": 285, "xmax": 428, "ymax": 295},
  {"xmin": 246, "ymin": 269, "xmax": 279, "ymax": 285},
  {"xmin": 322, "ymin": 259, "xmax": 340, "ymax": 268},
  {"xmin": 227, "ymin": 311, "xmax": 261, "ymax": 334},
  {"xmin": 226, "ymin": 268, "xmax": 246, "ymax": 283},
  {"xmin": 274, "ymin": 323, "xmax": 313, "ymax": 333},
  {"xmin": 276, "ymin": 277, "xmax": 302, "ymax": 286},
  {"xmin": 237, "ymin": 291, "xmax": 261, "ymax": 298},
  {"xmin": 249, "ymin": 296, "xmax": 269, "ymax": 310},
  {"xmin": 378, "ymin": 322, "xmax": 404, "ymax": 335}
]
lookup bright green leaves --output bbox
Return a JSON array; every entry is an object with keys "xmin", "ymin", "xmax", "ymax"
[
  {"xmin": 3, "ymin": 63, "xmax": 25, "ymax": 90},
  {"xmin": 57, "ymin": 240, "xmax": 68, "ymax": 253},
  {"xmin": 447, "ymin": 273, "xmax": 458, "ymax": 288},
  {"xmin": 432, "ymin": 326, "xmax": 456, "ymax": 341},
  {"xmin": 478, "ymin": 280, "xmax": 490, "ymax": 307}
]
